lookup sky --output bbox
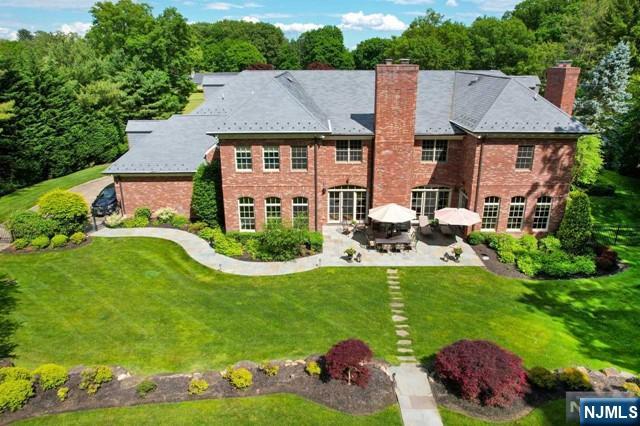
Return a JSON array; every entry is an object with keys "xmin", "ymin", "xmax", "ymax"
[{"xmin": 0, "ymin": 0, "xmax": 520, "ymax": 48}]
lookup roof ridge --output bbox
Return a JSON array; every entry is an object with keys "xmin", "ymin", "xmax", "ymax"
[
  {"xmin": 274, "ymin": 72, "xmax": 330, "ymax": 130},
  {"xmin": 510, "ymin": 77, "xmax": 577, "ymax": 120},
  {"xmin": 469, "ymin": 77, "xmax": 512, "ymax": 131}
]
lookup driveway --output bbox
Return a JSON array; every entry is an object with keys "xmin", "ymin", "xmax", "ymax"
[{"xmin": 69, "ymin": 176, "xmax": 114, "ymax": 206}]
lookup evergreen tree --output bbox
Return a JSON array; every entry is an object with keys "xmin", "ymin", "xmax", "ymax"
[
  {"xmin": 191, "ymin": 160, "xmax": 223, "ymax": 227},
  {"xmin": 557, "ymin": 191, "xmax": 593, "ymax": 254}
]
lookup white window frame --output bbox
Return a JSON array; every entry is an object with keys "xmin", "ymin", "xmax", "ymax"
[
  {"xmin": 235, "ymin": 146, "xmax": 252, "ymax": 172},
  {"xmin": 506, "ymin": 196, "xmax": 526, "ymax": 231},
  {"xmin": 327, "ymin": 186, "xmax": 367, "ymax": 223},
  {"xmin": 263, "ymin": 146, "xmax": 280, "ymax": 171},
  {"xmin": 458, "ymin": 190, "xmax": 469, "ymax": 209},
  {"xmin": 421, "ymin": 140, "xmax": 448, "ymax": 163},
  {"xmin": 335, "ymin": 140, "xmax": 363, "ymax": 163},
  {"xmin": 292, "ymin": 196, "xmax": 309, "ymax": 228},
  {"xmin": 290, "ymin": 145, "xmax": 308, "ymax": 171},
  {"xmin": 411, "ymin": 186, "xmax": 451, "ymax": 219},
  {"xmin": 481, "ymin": 196, "xmax": 501, "ymax": 231},
  {"xmin": 238, "ymin": 197, "xmax": 255, "ymax": 232},
  {"xmin": 532, "ymin": 195, "xmax": 552, "ymax": 231},
  {"xmin": 265, "ymin": 197, "xmax": 281, "ymax": 224},
  {"xmin": 515, "ymin": 145, "xmax": 534, "ymax": 170}
]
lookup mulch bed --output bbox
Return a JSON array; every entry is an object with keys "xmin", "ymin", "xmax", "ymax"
[
  {"xmin": 1, "ymin": 238, "xmax": 91, "ymax": 254},
  {"xmin": 0, "ymin": 360, "xmax": 396, "ymax": 424}
]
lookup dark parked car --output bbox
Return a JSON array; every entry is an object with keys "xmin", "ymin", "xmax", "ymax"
[{"xmin": 91, "ymin": 184, "xmax": 119, "ymax": 216}]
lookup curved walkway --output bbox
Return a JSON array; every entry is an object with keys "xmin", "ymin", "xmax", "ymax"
[{"xmin": 92, "ymin": 227, "xmax": 322, "ymax": 276}]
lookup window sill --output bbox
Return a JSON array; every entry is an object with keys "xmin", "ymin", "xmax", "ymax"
[
  {"xmin": 514, "ymin": 169, "xmax": 532, "ymax": 172},
  {"xmin": 236, "ymin": 169, "xmax": 253, "ymax": 173},
  {"xmin": 291, "ymin": 169, "xmax": 308, "ymax": 173},
  {"xmin": 263, "ymin": 169, "xmax": 280, "ymax": 173},
  {"xmin": 506, "ymin": 229, "xmax": 523, "ymax": 233},
  {"xmin": 480, "ymin": 229, "xmax": 496, "ymax": 232},
  {"xmin": 421, "ymin": 161, "xmax": 447, "ymax": 164},
  {"xmin": 335, "ymin": 161, "xmax": 363, "ymax": 165}
]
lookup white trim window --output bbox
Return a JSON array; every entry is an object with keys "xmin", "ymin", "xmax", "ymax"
[
  {"xmin": 481, "ymin": 196, "xmax": 500, "ymax": 231},
  {"xmin": 507, "ymin": 196, "xmax": 526, "ymax": 231},
  {"xmin": 235, "ymin": 146, "xmax": 252, "ymax": 171},
  {"xmin": 515, "ymin": 145, "xmax": 534, "ymax": 170},
  {"xmin": 265, "ymin": 197, "xmax": 281, "ymax": 224},
  {"xmin": 292, "ymin": 196, "xmax": 309, "ymax": 229},
  {"xmin": 263, "ymin": 146, "xmax": 280, "ymax": 171},
  {"xmin": 335, "ymin": 140, "xmax": 363, "ymax": 163},
  {"xmin": 458, "ymin": 190, "xmax": 469, "ymax": 209},
  {"xmin": 411, "ymin": 186, "xmax": 450, "ymax": 219},
  {"xmin": 328, "ymin": 185, "xmax": 367, "ymax": 222},
  {"xmin": 238, "ymin": 197, "xmax": 255, "ymax": 231},
  {"xmin": 421, "ymin": 140, "xmax": 448, "ymax": 162},
  {"xmin": 291, "ymin": 145, "xmax": 308, "ymax": 170},
  {"xmin": 532, "ymin": 195, "xmax": 552, "ymax": 230}
]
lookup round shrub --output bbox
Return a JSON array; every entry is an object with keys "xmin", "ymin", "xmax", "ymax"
[
  {"xmin": 305, "ymin": 361, "xmax": 322, "ymax": 376},
  {"xmin": 539, "ymin": 236, "xmax": 562, "ymax": 252},
  {"xmin": 256, "ymin": 225, "xmax": 307, "ymax": 261},
  {"xmin": 188, "ymin": 378, "xmax": 209, "ymax": 395},
  {"xmin": 229, "ymin": 368, "xmax": 253, "ymax": 389},
  {"xmin": 516, "ymin": 253, "xmax": 543, "ymax": 277},
  {"xmin": 12, "ymin": 238, "xmax": 29, "ymax": 250},
  {"xmin": 57, "ymin": 386, "xmax": 69, "ymax": 402},
  {"xmin": 154, "ymin": 207, "xmax": 178, "ymax": 224},
  {"xmin": 134, "ymin": 207, "xmax": 152, "ymax": 219},
  {"xmin": 0, "ymin": 379, "xmax": 34, "ymax": 412},
  {"xmin": 104, "ymin": 213, "xmax": 123, "ymax": 228},
  {"xmin": 69, "ymin": 232, "xmax": 86, "ymax": 245},
  {"xmin": 7, "ymin": 211, "xmax": 56, "ymax": 240},
  {"xmin": 325, "ymin": 339, "xmax": 373, "ymax": 388},
  {"xmin": 468, "ymin": 231, "xmax": 486, "ymax": 245},
  {"xmin": 136, "ymin": 380, "xmax": 157, "ymax": 398},
  {"xmin": 518, "ymin": 234, "xmax": 538, "ymax": 252},
  {"xmin": 34, "ymin": 364, "xmax": 68, "ymax": 390},
  {"xmin": 50, "ymin": 234, "xmax": 68, "ymax": 248},
  {"xmin": 0, "ymin": 367, "xmax": 33, "ymax": 383},
  {"xmin": 559, "ymin": 368, "xmax": 592, "ymax": 391},
  {"xmin": 30, "ymin": 236, "xmax": 50, "ymax": 250},
  {"xmin": 170, "ymin": 215, "xmax": 189, "ymax": 228},
  {"xmin": 122, "ymin": 216, "xmax": 149, "ymax": 228},
  {"xmin": 435, "ymin": 340, "xmax": 528, "ymax": 407},
  {"xmin": 259, "ymin": 363, "xmax": 279, "ymax": 377},
  {"xmin": 527, "ymin": 367, "xmax": 558, "ymax": 390},
  {"xmin": 38, "ymin": 189, "xmax": 89, "ymax": 235}
]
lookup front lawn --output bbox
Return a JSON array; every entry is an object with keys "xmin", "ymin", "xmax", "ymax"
[
  {"xmin": 0, "ymin": 238, "xmax": 396, "ymax": 374},
  {"xmin": 0, "ymin": 165, "xmax": 108, "ymax": 223},
  {"xmin": 15, "ymin": 394, "xmax": 402, "ymax": 426}
]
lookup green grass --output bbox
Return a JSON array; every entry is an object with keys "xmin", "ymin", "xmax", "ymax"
[
  {"xmin": 0, "ymin": 165, "xmax": 108, "ymax": 223},
  {"xmin": 15, "ymin": 394, "xmax": 402, "ymax": 425},
  {"xmin": 440, "ymin": 400, "xmax": 565, "ymax": 426},
  {"xmin": 590, "ymin": 170, "xmax": 640, "ymax": 226},
  {"xmin": 0, "ymin": 238, "xmax": 397, "ymax": 374},
  {"xmin": 182, "ymin": 91, "xmax": 205, "ymax": 114}
]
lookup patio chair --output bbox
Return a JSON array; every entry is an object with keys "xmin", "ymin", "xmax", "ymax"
[
  {"xmin": 418, "ymin": 215, "xmax": 433, "ymax": 237},
  {"xmin": 365, "ymin": 227, "xmax": 376, "ymax": 250},
  {"xmin": 440, "ymin": 224, "xmax": 454, "ymax": 237}
]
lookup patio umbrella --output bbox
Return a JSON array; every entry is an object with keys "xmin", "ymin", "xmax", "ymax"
[
  {"xmin": 368, "ymin": 203, "xmax": 416, "ymax": 223},
  {"xmin": 434, "ymin": 208, "xmax": 481, "ymax": 226}
]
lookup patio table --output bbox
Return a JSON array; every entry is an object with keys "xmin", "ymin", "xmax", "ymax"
[{"xmin": 375, "ymin": 233, "xmax": 412, "ymax": 251}]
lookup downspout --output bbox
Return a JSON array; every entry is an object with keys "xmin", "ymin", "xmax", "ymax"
[
  {"xmin": 116, "ymin": 175, "xmax": 126, "ymax": 215},
  {"xmin": 473, "ymin": 137, "xmax": 484, "ymax": 217},
  {"xmin": 314, "ymin": 138, "xmax": 320, "ymax": 232}
]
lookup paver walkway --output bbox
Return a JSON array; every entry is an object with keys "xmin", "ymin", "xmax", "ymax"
[{"xmin": 386, "ymin": 269, "xmax": 443, "ymax": 426}]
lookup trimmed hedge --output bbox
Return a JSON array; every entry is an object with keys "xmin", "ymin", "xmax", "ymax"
[
  {"xmin": 557, "ymin": 191, "xmax": 593, "ymax": 254},
  {"xmin": 191, "ymin": 161, "xmax": 223, "ymax": 227},
  {"xmin": 38, "ymin": 189, "xmax": 89, "ymax": 235},
  {"xmin": 30, "ymin": 236, "xmax": 50, "ymax": 250},
  {"xmin": 50, "ymin": 234, "xmax": 68, "ymax": 248}
]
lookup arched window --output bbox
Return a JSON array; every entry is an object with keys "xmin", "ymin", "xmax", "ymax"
[
  {"xmin": 328, "ymin": 185, "xmax": 367, "ymax": 223},
  {"xmin": 265, "ymin": 197, "xmax": 281, "ymax": 224},
  {"xmin": 410, "ymin": 186, "xmax": 450, "ymax": 219},
  {"xmin": 238, "ymin": 197, "xmax": 255, "ymax": 231},
  {"xmin": 532, "ymin": 196, "xmax": 552, "ymax": 230},
  {"xmin": 507, "ymin": 196, "xmax": 526, "ymax": 231},
  {"xmin": 481, "ymin": 196, "xmax": 500, "ymax": 230},
  {"xmin": 292, "ymin": 197, "xmax": 309, "ymax": 229}
]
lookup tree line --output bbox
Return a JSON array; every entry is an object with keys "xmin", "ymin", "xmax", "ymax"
[{"xmin": 0, "ymin": 0, "xmax": 638, "ymax": 195}]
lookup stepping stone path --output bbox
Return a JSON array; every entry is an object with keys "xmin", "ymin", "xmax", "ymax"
[{"xmin": 386, "ymin": 269, "xmax": 443, "ymax": 426}]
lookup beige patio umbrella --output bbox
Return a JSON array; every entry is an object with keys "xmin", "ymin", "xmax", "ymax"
[
  {"xmin": 434, "ymin": 208, "xmax": 481, "ymax": 226},
  {"xmin": 368, "ymin": 203, "xmax": 416, "ymax": 223}
]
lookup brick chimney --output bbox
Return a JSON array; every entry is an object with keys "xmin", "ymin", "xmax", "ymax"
[
  {"xmin": 372, "ymin": 59, "xmax": 419, "ymax": 207},
  {"xmin": 545, "ymin": 61, "xmax": 580, "ymax": 115}
]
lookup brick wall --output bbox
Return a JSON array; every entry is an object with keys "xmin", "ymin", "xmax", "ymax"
[{"xmin": 115, "ymin": 175, "xmax": 194, "ymax": 216}]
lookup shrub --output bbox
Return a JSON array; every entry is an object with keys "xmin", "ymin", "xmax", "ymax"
[
  {"xmin": 188, "ymin": 378, "xmax": 209, "ymax": 395},
  {"xmin": 559, "ymin": 368, "xmax": 592, "ymax": 391},
  {"xmin": 256, "ymin": 224, "xmax": 306, "ymax": 261},
  {"xmin": 12, "ymin": 239, "xmax": 29, "ymax": 250},
  {"xmin": 259, "ymin": 363, "xmax": 279, "ymax": 377},
  {"xmin": 34, "ymin": 364, "xmax": 68, "ymax": 390},
  {"xmin": 69, "ymin": 232, "xmax": 86, "ymax": 245},
  {"xmin": 57, "ymin": 386, "xmax": 69, "ymax": 402},
  {"xmin": 198, "ymin": 227, "xmax": 216, "ymax": 242},
  {"xmin": 573, "ymin": 135, "xmax": 603, "ymax": 187},
  {"xmin": 154, "ymin": 208, "xmax": 178, "ymax": 224},
  {"xmin": 188, "ymin": 222, "xmax": 208, "ymax": 234},
  {"xmin": 38, "ymin": 189, "xmax": 89, "ymax": 235},
  {"xmin": 498, "ymin": 250, "xmax": 516, "ymax": 264},
  {"xmin": 539, "ymin": 236, "xmax": 562, "ymax": 252},
  {"xmin": 122, "ymin": 216, "xmax": 149, "ymax": 228},
  {"xmin": 540, "ymin": 251, "xmax": 596, "ymax": 277},
  {"xmin": 623, "ymin": 382, "xmax": 640, "ymax": 397},
  {"xmin": 557, "ymin": 191, "xmax": 593, "ymax": 254},
  {"xmin": 79, "ymin": 366, "xmax": 113, "ymax": 395},
  {"xmin": 0, "ymin": 367, "xmax": 33, "ymax": 383},
  {"xmin": 244, "ymin": 238, "xmax": 260, "ymax": 259},
  {"xmin": 527, "ymin": 367, "xmax": 558, "ymax": 390},
  {"xmin": 325, "ymin": 339, "xmax": 373, "ymax": 388},
  {"xmin": 50, "ymin": 234, "xmax": 68, "ymax": 248},
  {"xmin": 134, "ymin": 207, "xmax": 152, "ymax": 219},
  {"xmin": 595, "ymin": 246, "xmax": 619, "ymax": 272},
  {"xmin": 306, "ymin": 231, "xmax": 323, "ymax": 252},
  {"xmin": 170, "ymin": 215, "xmax": 189, "ymax": 228},
  {"xmin": 211, "ymin": 228, "xmax": 243, "ymax": 257},
  {"xmin": 104, "ymin": 213, "xmax": 124, "ymax": 228},
  {"xmin": 7, "ymin": 211, "xmax": 56, "ymax": 240},
  {"xmin": 0, "ymin": 379, "xmax": 34, "ymax": 412},
  {"xmin": 136, "ymin": 380, "xmax": 157, "ymax": 398},
  {"xmin": 516, "ymin": 253, "xmax": 543, "ymax": 277},
  {"xmin": 305, "ymin": 361, "xmax": 322, "ymax": 376},
  {"xmin": 468, "ymin": 231, "xmax": 486, "ymax": 245},
  {"xmin": 519, "ymin": 234, "xmax": 538, "ymax": 252},
  {"xmin": 30, "ymin": 236, "xmax": 50, "ymax": 250},
  {"xmin": 435, "ymin": 340, "xmax": 527, "ymax": 407},
  {"xmin": 228, "ymin": 368, "xmax": 253, "ymax": 389},
  {"xmin": 191, "ymin": 161, "xmax": 222, "ymax": 227}
]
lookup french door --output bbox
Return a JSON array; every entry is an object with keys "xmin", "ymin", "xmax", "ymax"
[{"xmin": 328, "ymin": 186, "xmax": 367, "ymax": 222}]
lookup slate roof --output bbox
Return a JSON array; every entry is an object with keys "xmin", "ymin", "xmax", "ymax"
[{"xmin": 106, "ymin": 69, "xmax": 588, "ymax": 174}]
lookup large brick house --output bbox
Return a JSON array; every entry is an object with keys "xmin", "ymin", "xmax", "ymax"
[{"xmin": 105, "ymin": 61, "xmax": 589, "ymax": 234}]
